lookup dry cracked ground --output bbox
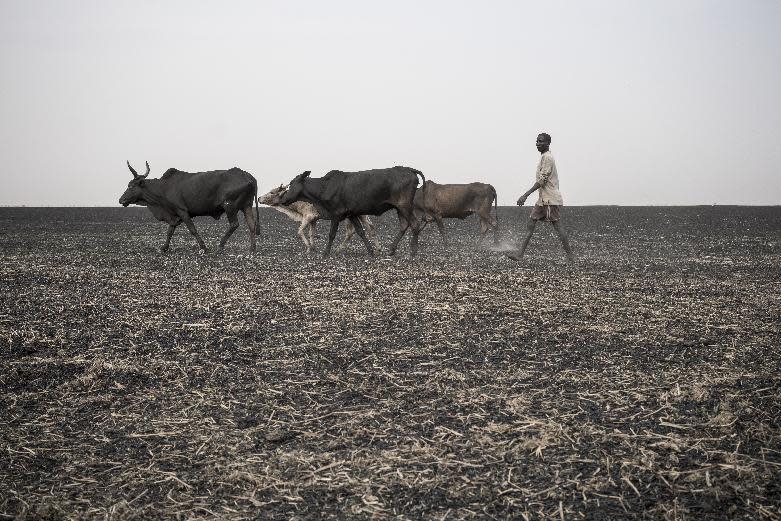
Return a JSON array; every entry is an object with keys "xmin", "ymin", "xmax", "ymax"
[{"xmin": 1, "ymin": 206, "xmax": 780, "ymax": 520}]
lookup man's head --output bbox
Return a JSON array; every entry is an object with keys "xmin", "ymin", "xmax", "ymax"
[{"xmin": 536, "ymin": 133, "xmax": 551, "ymax": 153}]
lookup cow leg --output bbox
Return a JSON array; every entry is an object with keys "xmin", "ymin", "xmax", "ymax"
[
  {"xmin": 219, "ymin": 209, "xmax": 241, "ymax": 251},
  {"xmin": 388, "ymin": 209, "xmax": 411, "ymax": 256},
  {"xmin": 335, "ymin": 221, "xmax": 355, "ymax": 253},
  {"xmin": 299, "ymin": 216, "xmax": 318, "ymax": 253},
  {"xmin": 349, "ymin": 216, "xmax": 374, "ymax": 256},
  {"xmin": 392, "ymin": 209, "xmax": 419, "ymax": 256},
  {"xmin": 434, "ymin": 215, "xmax": 447, "ymax": 246},
  {"xmin": 393, "ymin": 206, "xmax": 421, "ymax": 256},
  {"xmin": 361, "ymin": 216, "xmax": 381, "ymax": 251},
  {"xmin": 322, "ymin": 219, "xmax": 340, "ymax": 257},
  {"xmin": 477, "ymin": 210, "xmax": 498, "ymax": 246},
  {"xmin": 181, "ymin": 214, "xmax": 208, "ymax": 251},
  {"xmin": 407, "ymin": 208, "xmax": 423, "ymax": 256},
  {"xmin": 242, "ymin": 207, "xmax": 257, "ymax": 252},
  {"xmin": 475, "ymin": 216, "xmax": 488, "ymax": 246},
  {"xmin": 161, "ymin": 224, "xmax": 177, "ymax": 252},
  {"xmin": 297, "ymin": 221, "xmax": 311, "ymax": 252},
  {"xmin": 414, "ymin": 211, "xmax": 430, "ymax": 236}
]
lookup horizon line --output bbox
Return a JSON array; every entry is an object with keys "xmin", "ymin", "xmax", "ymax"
[{"xmin": 1, "ymin": 204, "xmax": 780, "ymax": 208}]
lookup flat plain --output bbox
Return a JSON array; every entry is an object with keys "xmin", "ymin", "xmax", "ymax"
[{"xmin": 1, "ymin": 206, "xmax": 780, "ymax": 520}]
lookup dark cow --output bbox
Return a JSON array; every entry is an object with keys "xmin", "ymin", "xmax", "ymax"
[
  {"xmin": 119, "ymin": 161, "xmax": 259, "ymax": 252},
  {"xmin": 277, "ymin": 166, "xmax": 425, "ymax": 257},
  {"xmin": 258, "ymin": 185, "xmax": 380, "ymax": 254},
  {"xmin": 413, "ymin": 181, "xmax": 498, "ymax": 245}
]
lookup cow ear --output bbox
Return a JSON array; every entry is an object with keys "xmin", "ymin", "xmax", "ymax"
[{"xmin": 301, "ymin": 171, "xmax": 311, "ymax": 179}]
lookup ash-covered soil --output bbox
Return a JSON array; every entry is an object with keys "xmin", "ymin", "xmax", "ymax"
[{"xmin": 1, "ymin": 206, "xmax": 780, "ymax": 520}]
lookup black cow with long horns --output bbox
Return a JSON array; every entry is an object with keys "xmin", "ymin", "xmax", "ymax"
[{"xmin": 119, "ymin": 161, "xmax": 260, "ymax": 252}]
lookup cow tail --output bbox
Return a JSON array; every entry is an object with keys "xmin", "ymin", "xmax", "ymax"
[
  {"xmin": 415, "ymin": 169, "xmax": 426, "ymax": 229},
  {"xmin": 492, "ymin": 185, "xmax": 499, "ymax": 244},
  {"xmin": 416, "ymin": 169, "xmax": 426, "ymax": 203},
  {"xmin": 253, "ymin": 178, "xmax": 261, "ymax": 236},
  {"xmin": 255, "ymin": 192, "xmax": 261, "ymax": 235}
]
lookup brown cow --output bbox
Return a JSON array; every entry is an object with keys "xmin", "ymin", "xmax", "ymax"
[
  {"xmin": 258, "ymin": 185, "xmax": 380, "ymax": 254},
  {"xmin": 413, "ymin": 181, "xmax": 498, "ymax": 245}
]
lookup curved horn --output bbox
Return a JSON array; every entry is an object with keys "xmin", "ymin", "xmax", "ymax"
[
  {"xmin": 127, "ymin": 160, "xmax": 139, "ymax": 178},
  {"xmin": 143, "ymin": 161, "xmax": 150, "ymax": 178}
]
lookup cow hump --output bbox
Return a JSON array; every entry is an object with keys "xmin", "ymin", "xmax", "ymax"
[{"xmin": 160, "ymin": 168, "xmax": 183, "ymax": 180}]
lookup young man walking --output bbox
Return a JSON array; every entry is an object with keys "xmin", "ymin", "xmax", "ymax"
[{"xmin": 507, "ymin": 133, "xmax": 575, "ymax": 262}]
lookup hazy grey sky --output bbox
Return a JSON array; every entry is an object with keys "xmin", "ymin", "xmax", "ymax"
[{"xmin": 1, "ymin": 0, "xmax": 779, "ymax": 205}]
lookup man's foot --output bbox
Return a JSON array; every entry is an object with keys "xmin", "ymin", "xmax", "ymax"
[{"xmin": 504, "ymin": 251, "xmax": 524, "ymax": 261}]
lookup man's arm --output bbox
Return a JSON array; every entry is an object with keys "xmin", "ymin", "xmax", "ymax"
[
  {"xmin": 517, "ymin": 155, "xmax": 552, "ymax": 206},
  {"xmin": 516, "ymin": 182, "xmax": 540, "ymax": 206}
]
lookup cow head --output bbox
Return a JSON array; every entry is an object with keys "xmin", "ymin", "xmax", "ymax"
[
  {"xmin": 257, "ymin": 184, "xmax": 288, "ymax": 206},
  {"xmin": 278, "ymin": 171, "xmax": 311, "ymax": 205},
  {"xmin": 119, "ymin": 161, "xmax": 151, "ymax": 207}
]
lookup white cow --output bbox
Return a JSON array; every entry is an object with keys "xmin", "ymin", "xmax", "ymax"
[{"xmin": 258, "ymin": 185, "xmax": 380, "ymax": 253}]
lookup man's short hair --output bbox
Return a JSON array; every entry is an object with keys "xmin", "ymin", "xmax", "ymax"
[{"xmin": 538, "ymin": 133, "xmax": 552, "ymax": 144}]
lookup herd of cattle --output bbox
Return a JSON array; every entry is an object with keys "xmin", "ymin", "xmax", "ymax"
[{"xmin": 120, "ymin": 162, "xmax": 499, "ymax": 256}]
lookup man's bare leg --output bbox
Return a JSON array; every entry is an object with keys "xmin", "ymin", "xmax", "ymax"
[
  {"xmin": 506, "ymin": 219, "xmax": 536, "ymax": 260},
  {"xmin": 552, "ymin": 221, "xmax": 574, "ymax": 263}
]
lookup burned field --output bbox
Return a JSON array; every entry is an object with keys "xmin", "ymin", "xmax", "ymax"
[{"xmin": 1, "ymin": 206, "xmax": 780, "ymax": 520}]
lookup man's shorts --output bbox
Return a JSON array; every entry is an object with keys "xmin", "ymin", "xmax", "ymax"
[{"xmin": 530, "ymin": 204, "xmax": 561, "ymax": 222}]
